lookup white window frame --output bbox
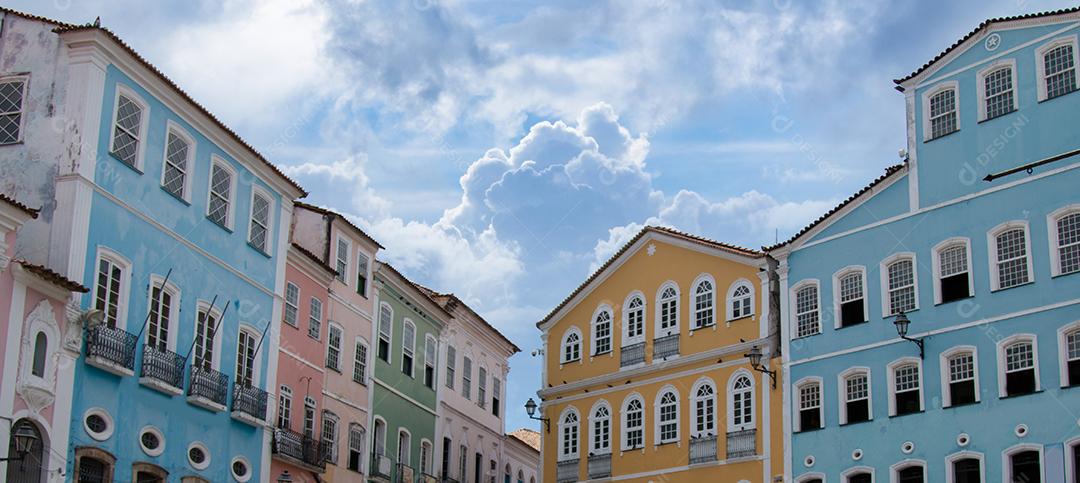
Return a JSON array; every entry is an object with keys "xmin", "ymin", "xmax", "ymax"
[
  {"xmin": 108, "ymin": 84, "xmax": 150, "ymax": 170},
  {"xmin": 277, "ymin": 385, "xmax": 293, "ymax": 429},
  {"xmin": 590, "ymin": 305, "xmax": 614, "ymax": 356},
  {"xmin": 356, "ymin": 250, "xmax": 371, "ymax": 297},
  {"xmin": 921, "ymin": 80, "xmax": 960, "ymax": 142},
  {"xmin": 725, "ymin": 278, "xmax": 755, "ymax": 322},
  {"xmin": 945, "ymin": 450, "xmax": 985, "ymax": 483},
  {"xmin": 1065, "ymin": 437, "xmax": 1080, "ymax": 483},
  {"xmin": 206, "ymin": 156, "xmax": 238, "ymax": 229},
  {"xmin": 192, "ymin": 300, "xmax": 224, "ymax": 370},
  {"xmin": 880, "ymin": 252, "xmax": 919, "ymax": 317},
  {"xmin": 322, "ymin": 410, "xmax": 340, "ymax": 464},
  {"xmin": 727, "ymin": 371, "xmax": 756, "ymax": 431},
  {"xmin": 93, "ymin": 247, "xmax": 132, "ymax": 329},
  {"xmin": 284, "ymin": 282, "xmax": 300, "ymax": 327},
  {"xmin": 621, "ymin": 292, "xmax": 646, "ymax": 347},
  {"xmin": 477, "ymin": 364, "xmax": 487, "ymax": 407},
  {"xmin": 932, "ymin": 237, "xmax": 974, "ymax": 304},
  {"xmin": 378, "ymin": 302, "xmax": 393, "ymax": 362},
  {"xmin": 988, "ymin": 220, "xmax": 1035, "ymax": 291},
  {"xmin": 886, "ymin": 357, "xmax": 923, "ymax": 416},
  {"xmin": 462, "ymin": 354, "xmax": 473, "ymax": 399},
  {"xmin": 791, "ymin": 280, "xmax": 822, "ymax": 338},
  {"xmin": 653, "ymin": 385, "xmax": 681, "ymax": 445},
  {"xmin": 588, "ymin": 400, "xmax": 612, "ymax": 455},
  {"xmin": 145, "ymin": 274, "xmax": 181, "ymax": 352},
  {"xmin": 996, "ymin": 333, "xmax": 1041, "ymax": 397},
  {"xmin": 561, "ymin": 326, "xmax": 582, "ymax": 364},
  {"xmin": 445, "ymin": 344, "xmax": 456, "ymax": 390},
  {"xmin": 1058, "ymin": 321, "xmax": 1080, "ymax": 387},
  {"xmin": 0, "ymin": 74, "xmax": 29, "ymax": 145},
  {"xmin": 620, "ymin": 393, "xmax": 645, "ymax": 451},
  {"xmin": 1047, "ymin": 204, "xmax": 1080, "ymax": 277},
  {"xmin": 690, "ymin": 273, "xmax": 716, "ymax": 330},
  {"xmin": 424, "ymin": 334, "xmax": 437, "ymax": 389},
  {"xmin": 326, "ymin": 322, "xmax": 344, "ymax": 371},
  {"xmin": 976, "ymin": 58, "xmax": 1019, "ymax": 122},
  {"xmin": 557, "ymin": 407, "xmax": 580, "ymax": 461},
  {"xmin": 841, "ymin": 466, "xmax": 875, "ymax": 483},
  {"xmin": 402, "ymin": 319, "xmax": 416, "ymax": 378},
  {"xmin": 1001, "ymin": 443, "xmax": 1044, "ymax": 483},
  {"xmin": 309, "ymin": 297, "xmax": 323, "ymax": 340},
  {"xmin": 353, "ymin": 337, "xmax": 369, "ymax": 385},
  {"xmin": 654, "ymin": 281, "xmax": 680, "ymax": 338},
  {"xmin": 832, "ymin": 266, "xmax": 868, "ymax": 328},
  {"xmin": 335, "ymin": 236, "xmax": 351, "ymax": 284},
  {"xmin": 372, "ymin": 416, "xmax": 387, "ymax": 457},
  {"xmin": 247, "ymin": 185, "xmax": 275, "ymax": 254},
  {"xmin": 889, "ymin": 459, "xmax": 927, "ymax": 483},
  {"xmin": 690, "ymin": 377, "xmax": 717, "ymax": 437},
  {"xmin": 236, "ymin": 324, "xmax": 261, "ymax": 387},
  {"xmin": 420, "ymin": 439, "xmax": 433, "ymax": 475},
  {"xmin": 837, "ymin": 367, "xmax": 872, "ymax": 425},
  {"xmin": 939, "ymin": 345, "xmax": 980, "ymax": 408},
  {"xmin": 794, "ymin": 376, "xmax": 823, "ymax": 432},
  {"xmin": 159, "ymin": 120, "xmax": 195, "ymax": 201},
  {"xmin": 795, "ymin": 472, "xmax": 827, "ymax": 483},
  {"xmin": 1035, "ymin": 35, "xmax": 1080, "ymax": 101},
  {"xmin": 349, "ymin": 423, "xmax": 367, "ymax": 473},
  {"xmin": 397, "ymin": 428, "xmax": 412, "ymax": 466}
]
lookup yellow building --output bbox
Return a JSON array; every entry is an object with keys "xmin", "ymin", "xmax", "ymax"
[{"xmin": 535, "ymin": 226, "xmax": 781, "ymax": 483}]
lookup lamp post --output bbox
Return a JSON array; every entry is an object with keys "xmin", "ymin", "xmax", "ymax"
[
  {"xmin": 893, "ymin": 312, "xmax": 925, "ymax": 359},
  {"xmin": 524, "ymin": 398, "xmax": 550, "ymax": 433},
  {"xmin": 0, "ymin": 422, "xmax": 38, "ymax": 462},
  {"xmin": 744, "ymin": 346, "xmax": 777, "ymax": 388}
]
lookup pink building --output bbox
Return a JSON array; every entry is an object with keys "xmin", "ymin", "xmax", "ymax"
[{"xmin": 0, "ymin": 194, "xmax": 88, "ymax": 482}]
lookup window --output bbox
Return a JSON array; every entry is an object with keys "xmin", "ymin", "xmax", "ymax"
[
  {"xmin": 336, "ymin": 238, "xmax": 350, "ymax": 283},
  {"xmin": 327, "ymin": 324, "xmax": 343, "ymax": 371},
  {"xmin": 353, "ymin": 340, "xmax": 368, "ymax": 384},
  {"xmin": 656, "ymin": 388, "xmax": 679, "ymax": 444},
  {"xmin": 322, "ymin": 411, "xmax": 339, "ymax": 464},
  {"xmin": 990, "ymin": 223, "xmax": 1032, "ymax": 290},
  {"xmin": 1007, "ymin": 449, "xmax": 1041, "ymax": 483},
  {"xmin": 1050, "ymin": 207, "xmax": 1080, "ymax": 277},
  {"xmin": 277, "ymin": 386, "xmax": 292, "ymax": 429},
  {"xmin": 348, "ymin": 424, "xmax": 366, "ymax": 472},
  {"xmin": 835, "ymin": 268, "xmax": 866, "ymax": 327},
  {"xmin": 1062, "ymin": 325, "xmax": 1080, "ymax": 387},
  {"xmin": 110, "ymin": 89, "xmax": 146, "ymax": 167},
  {"xmin": 402, "ymin": 320, "xmax": 415, "ymax": 377},
  {"xmin": 979, "ymin": 62, "xmax": 1017, "ymax": 121},
  {"xmin": 1071, "ymin": 442, "xmax": 1080, "ymax": 483},
  {"xmin": 797, "ymin": 380, "xmax": 822, "ymax": 431},
  {"xmin": 373, "ymin": 418, "xmax": 387, "ymax": 456},
  {"xmin": 478, "ymin": 366, "xmax": 487, "ymax": 407},
  {"xmin": 841, "ymin": 370, "xmax": 870, "ymax": 424},
  {"xmin": 462, "ymin": 356, "xmax": 472, "ymax": 399},
  {"xmin": 441, "ymin": 437, "xmax": 452, "ymax": 479},
  {"xmin": 446, "ymin": 345, "xmax": 456, "ymax": 390},
  {"xmin": 459, "ymin": 444, "xmax": 468, "ymax": 480},
  {"xmin": 559, "ymin": 409, "xmax": 579, "ymax": 460},
  {"xmin": 728, "ymin": 281, "xmax": 754, "ymax": 321},
  {"xmin": 1037, "ymin": 37, "xmax": 1079, "ymax": 101},
  {"xmin": 207, "ymin": 160, "xmax": 234, "ymax": 228},
  {"xmin": 562, "ymin": 328, "xmax": 581, "ymax": 363},
  {"xmin": 729, "ymin": 375, "xmax": 753, "ymax": 430},
  {"xmin": 248, "ymin": 190, "xmax": 272, "ymax": 253},
  {"xmin": 657, "ymin": 284, "xmax": 679, "ymax": 336},
  {"xmin": 692, "ymin": 380, "xmax": 716, "ymax": 436},
  {"xmin": 161, "ymin": 125, "xmax": 192, "ymax": 199},
  {"xmin": 236, "ymin": 329, "xmax": 257, "ymax": 387},
  {"xmin": 303, "ymin": 397, "xmax": 316, "ymax": 438},
  {"xmin": 0, "ymin": 76, "xmax": 27, "ymax": 145},
  {"xmin": 943, "ymin": 349, "xmax": 978, "ymax": 406},
  {"xmin": 31, "ymin": 332, "xmax": 47, "ymax": 377},
  {"xmin": 424, "ymin": 336, "xmax": 437, "ymax": 389},
  {"xmin": 794, "ymin": 283, "xmax": 821, "ymax": 338},
  {"xmin": 309, "ymin": 298, "xmax": 323, "ymax": 339},
  {"xmin": 622, "ymin": 395, "xmax": 644, "ymax": 450},
  {"xmin": 950, "ymin": 455, "xmax": 982, "ymax": 483},
  {"xmin": 896, "ymin": 464, "xmax": 925, "ymax": 483},
  {"xmin": 928, "ymin": 84, "xmax": 959, "ymax": 139},
  {"xmin": 1000, "ymin": 337, "xmax": 1038, "ymax": 397},
  {"xmin": 592, "ymin": 308, "xmax": 612, "ymax": 355},
  {"xmin": 146, "ymin": 278, "xmax": 177, "ymax": 351},
  {"xmin": 474, "ymin": 453, "xmax": 482, "ymax": 483},
  {"xmin": 420, "ymin": 440, "xmax": 432, "ymax": 475},
  {"xmin": 846, "ymin": 471, "xmax": 872, "ymax": 483},
  {"xmin": 891, "ymin": 360, "xmax": 922, "ymax": 415},
  {"xmin": 935, "ymin": 240, "xmax": 972, "ymax": 304},
  {"xmin": 398, "ymin": 430, "xmax": 411, "ymax": 467},
  {"xmin": 93, "ymin": 252, "xmax": 128, "ymax": 328},
  {"xmin": 284, "ymin": 283, "xmax": 299, "ymax": 327},
  {"xmin": 378, "ymin": 304, "xmax": 392, "ymax": 362},
  {"xmin": 884, "ymin": 255, "xmax": 917, "ymax": 316},
  {"xmin": 492, "ymin": 378, "xmax": 501, "ymax": 417},
  {"xmin": 192, "ymin": 305, "xmax": 219, "ymax": 370},
  {"xmin": 357, "ymin": 252, "xmax": 370, "ymax": 296},
  {"xmin": 590, "ymin": 403, "xmax": 611, "ymax": 454},
  {"xmin": 623, "ymin": 294, "xmax": 645, "ymax": 345},
  {"xmin": 692, "ymin": 277, "xmax": 715, "ymax": 329}
]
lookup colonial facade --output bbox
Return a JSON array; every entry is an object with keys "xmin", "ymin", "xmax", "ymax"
[
  {"xmin": 536, "ymin": 226, "xmax": 781, "ymax": 483},
  {"xmin": 504, "ymin": 429, "xmax": 540, "ymax": 483},
  {"xmin": 772, "ymin": 9, "xmax": 1080, "ymax": 483}
]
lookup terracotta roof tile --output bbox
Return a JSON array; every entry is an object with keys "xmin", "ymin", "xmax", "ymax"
[
  {"xmin": 0, "ymin": 193, "xmax": 39, "ymax": 218},
  {"xmin": 508, "ymin": 428, "xmax": 541, "ymax": 452},
  {"xmin": 15, "ymin": 260, "xmax": 88, "ymax": 292},
  {"xmin": 0, "ymin": 6, "xmax": 77, "ymax": 28}
]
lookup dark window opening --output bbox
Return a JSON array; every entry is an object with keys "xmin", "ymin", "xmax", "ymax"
[
  {"xmin": 898, "ymin": 466, "xmax": 924, "ymax": 483},
  {"xmin": 378, "ymin": 339, "xmax": 390, "ymax": 362},
  {"xmin": 1068, "ymin": 359, "xmax": 1080, "ymax": 387},
  {"xmin": 425, "ymin": 366, "xmax": 435, "ymax": 388},
  {"xmin": 1005, "ymin": 369, "xmax": 1036, "ymax": 396},
  {"xmin": 1010, "ymin": 450, "xmax": 1041, "ymax": 483},
  {"xmin": 799, "ymin": 409, "xmax": 820, "ymax": 431},
  {"xmin": 135, "ymin": 472, "xmax": 162, "ymax": 483},
  {"xmin": 953, "ymin": 458, "xmax": 980, "ymax": 483},
  {"xmin": 846, "ymin": 399, "xmax": 869, "ymax": 423},
  {"xmin": 848, "ymin": 473, "xmax": 872, "ymax": 483},
  {"xmin": 441, "ymin": 438, "xmax": 451, "ymax": 479},
  {"xmin": 940, "ymin": 273, "xmax": 970, "ymax": 303},
  {"xmin": 949, "ymin": 380, "xmax": 977, "ymax": 406},
  {"xmin": 403, "ymin": 354, "xmax": 413, "ymax": 376},
  {"xmin": 840, "ymin": 300, "xmax": 865, "ymax": 327},
  {"xmin": 492, "ymin": 396, "xmax": 500, "ymax": 417},
  {"xmin": 1072, "ymin": 445, "xmax": 1079, "ymax": 483},
  {"xmin": 895, "ymin": 390, "xmax": 920, "ymax": 415},
  {"xmin": 474, "ymin": 453, "xmax": 482, "ymax": 483},
  {"xmin": 31, "ymin": 332, "xmax": 47, "ymax": 377}
]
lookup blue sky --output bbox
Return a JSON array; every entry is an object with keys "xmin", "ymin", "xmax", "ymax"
[{"xmin": 18, "ymin": 0, "xmax": 1078, "ymax": 432}]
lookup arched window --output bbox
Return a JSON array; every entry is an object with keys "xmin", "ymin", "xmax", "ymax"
[
  {"xmin": 925, "ymin": 82, "xmax": 959, "ymax": 140},
  {"xmin": 322, "ymin": 411, "xmax": 339, "ymax": 464},
  {"xmin": 692, "ymin": 277, "xmax": 715, "ymax": 329},
  {"xmin": 989, "ymin": 222, "xmax": 1033, "ymax": 291},
  {"xmin": 729, "ymin": 374, "xmax": 754, "ymax": 430},
  {"xmin": 793, "ymin": 282, "xmax": 821, "ymax": 338},
  {"xmin": 1049, "ymin": 205, "xmax": 1080, "ymax": 277},
  {"xmin": 31, "ymin": 331, "xmax": 47, "ymax": 378},
  {"xmin": 303, "ymin": 397, "xmax": 317, "ymax": 438},
  {"xmin": 893, "ymin": 461, "xmax": 926, "ymax": 483},
  {"xmin": 839, "ymin": 368, "xmax": 870, "ymax": 424},
  {"xmin": 882, "ymin": 254, "xmax": 917, "ymax": 316},
  {"xmin": 276, "ymin": 386, "xmax": 292, "ymax": 429},
  {"xmin": 517, "ymin": 469, "xmax": 524, "ymax": 483},
  {"xmin": 833, "ymin": 267, "xmax": 866, "ymax": 328},
  {"xmin": 1004, "ymin": 446, "xmax": 1042, "ymax": 483},
  {"xmin": 656, "ymin": 283, "xmax": 679, "ymax": 337},
  {"xmin": 655, "ymin": 387, "xmax": 680, "ymax": 444},
  {"xmin": 947, "ymin": 451, "xmax": 983, "ymax": 483},
  {"xmin": 5, "ymin": 419, "xmax": 44, "ymax": 483},
  {"xmin": 622, "ymin": 294, "xmax": 645, "ymax": 346},
  {"xmin": 933, "ymin": 239, "xmax": 973, "ymax": 304},
  {"xmin": 561, "ymin": 328, "xmax": 582, "ymax": 364},
  {"xmin": 373, "ymin": 418, "xmax": 387, "ymax": 457},
  {"xmin": 889, "ymin": 358, "xmax": 923, "ymax": 416},
  {"xmin": 591, "ymin": 307, "xmax": 612, "ymax": 356},
  {"xmin": 402, "ymin": 320, "xmax": 416, "ymax": 377},
  {"xmin": 978, "ymin": 61, "xmax": 1017, "ymax": 121},
  {"xmin": 795, "ymin": 378, "xmax": 822, "ymax": 432},
  {"xmin": 558, "ymin": 408, "xmax": 580, "ymax": 460},
  {"xmin": 1060, "ymin": 323, "xmax": 1080, "ymax": 387},
  {"xmin": 727, "ymin": 280, "xmax": 754, "ymax": 321},
  {"xmin": 691, "ymin": 379, "xmax": 716, "ymax": 437},
  {"xmin": 397, "ymin": 429, "xmax": 411, "ymax": 466},
  {"xmin": 621, "ymin": 395, "xmax": 644, "ymax": 450},
  {"xmin": 1037, "ymin": 38, "xmax": 1078, "ymax": 100},
  {"xmin": 999, "ymin": 335, "xmax": 1039, "ymax": 397},
  {"xmin": 941, "ymin": 347, "xmax": 979, "ymax": 407},
  {"xmin": 590, "ymin": 402, "xmax": 611, "ymax": 454},
  {"xmin": 348, "ymin": 423, "xmax": 366, "ymax": 472},
  {"xmin": 420, "ymin": 440, "xmax": 433, "ymax": 475},
  {"xmin": 378, "ymin": 303, "xmax": 393, "ymax": 362}
]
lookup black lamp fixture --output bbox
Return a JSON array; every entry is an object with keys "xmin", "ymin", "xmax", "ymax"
[
  {"xmin": 276, "ymin": 470, "xmax": 294, "ymax": 483},
  {"xmin": 524, "ymin": 398, "xmax": 550, "ymax": 433},
  {"xmin": 893, "ymin": 312, "xmax": 924, "ymax": 359},
  {"xmin": 744, "ymin": 346, "xmax": 776, "ymax": 389},
  {"xmin": 0, "ymin": 421, "xmax": 38, "ymax": 462}
]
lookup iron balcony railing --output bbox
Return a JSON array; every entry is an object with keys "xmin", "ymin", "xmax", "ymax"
[
  {"xmin": 232, "ymin": 384, "xmax": 269, "ymax": 421},
  {"xmin": 140, "ymin": 345, "xmax": 185, "ymax": 389},
  {"xmin": 587, "ymin": 453, "xmax": 611, "ymax": 479},
  {"xmin": 188, "ymin": 366, "xmax": 229, "ymax": 407},
  {"xmin": 85, "ymin": 325, "xmax": 138, "ymax": 372},
  {"xmin": 652, "ymin": 334, "xmax": 680, "ymax": 360},
  {"xmin": 371, "ymin": 453, "xmax": 393, "ymax": 480},
  {"xmin": 726, "ymin": 429, "xmax": 757, "ymax": 459},
  {"xmin": 689, "ymin": 434, "xmax": 718, "ymax": 464},
  {"xmin": 396, "ymin": 462, "xmax": 415, "ymax": 483},
  {"xmin": 556, "ymin": 459, "xmax": 578, "ymax": 483},
  {"xmin": 620, "ymin": 342, "xmax": 645, "ymax": 367},
  {"xmin": 273, "ymin": 427, "xmax": 327, "ymax": 470}
]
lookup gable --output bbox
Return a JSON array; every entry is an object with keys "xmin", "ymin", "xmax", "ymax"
[
  {"xmin": 803, "ymin": 173, "xmax": 910, "ymax": 245},
  {"xmin": 921, "ymin": 22, "xmax": 1074, "ymax": 87}
]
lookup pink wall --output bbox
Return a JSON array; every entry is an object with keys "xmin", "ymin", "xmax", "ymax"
[{"xmin": 275, "ymin": 252, "xmax": 330, "ymax": 433}]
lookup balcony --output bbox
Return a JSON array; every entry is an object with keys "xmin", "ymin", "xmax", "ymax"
[
  {"xmin": 689, "ymin": 435, "xmax": 718, "ymax": 465},
  {"xmin": 139, "ymin": 346, "xmax": 184, "ymax": 395},
  {"xmin": 652, "ymin": 334, "xmax": 680, "ymax": 360},
  {"xmin": 84, "ymin": 325, "xmax": 138, "ymax": 376},
  {"xmin": 441, "ymin": 476, "xmax": 459, "ymax": 483},
  {"xmin": 620, "ymin": 342, "xmax": 645, "ymax": 367},
  {"xmin": 587, "ymin": 453, "xmax": 611, "ymax": 479},
  {"xmin": 556, "ymin": 459, "xmax": 578, "ymax": 483},
  {"xmin": 396, "ymin": 462, "xmax": 415, "ymax": 483},
  {"xmin": 419, "ymin": 473, "xmax": 439, "ymax": 483},
  {"xmin": 725, "ymin": 429, "xmax": 757, "ymax": 459},
  {"xmin": 231, "ymin": 384, "xmax": 268, "ymax": 426},
  {"xmin": 370, "ymin": 454, "xmax": 393, "ymax": 481},
  {"xmin": 187, "ymin": 366, "xmax": 228, "ymax": 412},
  {"xmin": 272, "ymin": 427, "xmax": 327, "ymax": 471}
]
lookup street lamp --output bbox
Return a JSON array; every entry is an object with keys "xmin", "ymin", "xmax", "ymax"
[
  {"xmin": 276, "ymin": 470, "xmax": 294, "ymax": 483},
  {"xmin": 893, "ymin": 312, "xmax": 924, "ymax": 359},
  {"xmin": 524, "ymin": 398, "xmax": 550, "ymax": 433},
  {"xmin": 0, "ymin": 422, "xmax": 38, "ymax": 462},
  {"xmin": 744, "ymin": 346, "xmax": 776, "ymax": 388}
]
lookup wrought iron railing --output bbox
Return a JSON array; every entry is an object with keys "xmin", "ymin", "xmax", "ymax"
[
  {"xmin": 371, "ymin": 453, "xmax": 393, "ymax": 480},
  {"xmin": 232, "ymin": 384, "xmax": 268, "ymax": 421},
  {"xmin": 726, "ymin": 429, "xmax": 756, "ymax": 459},
  {"xmin": 273, "ymin": 427, "xmax": 327, "ymax": 469},
  {"xmin": 620, "ymin": 342, "xmax": 645, "ymax": 367},
  {"xmin": 556, "ymin": 459, "xmax": 578, "ymax": 483},
  {"xmin": 85, "ymin": 325, "xmax": 138, "ymax": 371},
  {"xmin": 587, "ymin": 454, "xmax": 611, "ymax": 479},
  {"xmin": 140, "ymin": 345, "xmax": 185, "ymax": 389},
  {"xmin": 188, "ymin": 366, "xmax": 229, "ymax": 407},
  {"xmin": 396, "ymin": 462, "xmax": 415, "ymax": 483},
  {"xmin": 652, "ymin": 334, "xmax": 680, "ymax": 360},
  {"xmin": 689, "ymin": 434, "xmax": 718, "ymax": 464}
]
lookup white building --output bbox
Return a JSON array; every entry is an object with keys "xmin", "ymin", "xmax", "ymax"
[{"xmin": 503, "ymin": 429, "xmax": 540, "ymax": 483}]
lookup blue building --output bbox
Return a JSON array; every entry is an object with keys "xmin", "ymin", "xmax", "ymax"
[{"xmin": 772, "ymin": 9, "xmax": 1080, "ymax": 483}]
